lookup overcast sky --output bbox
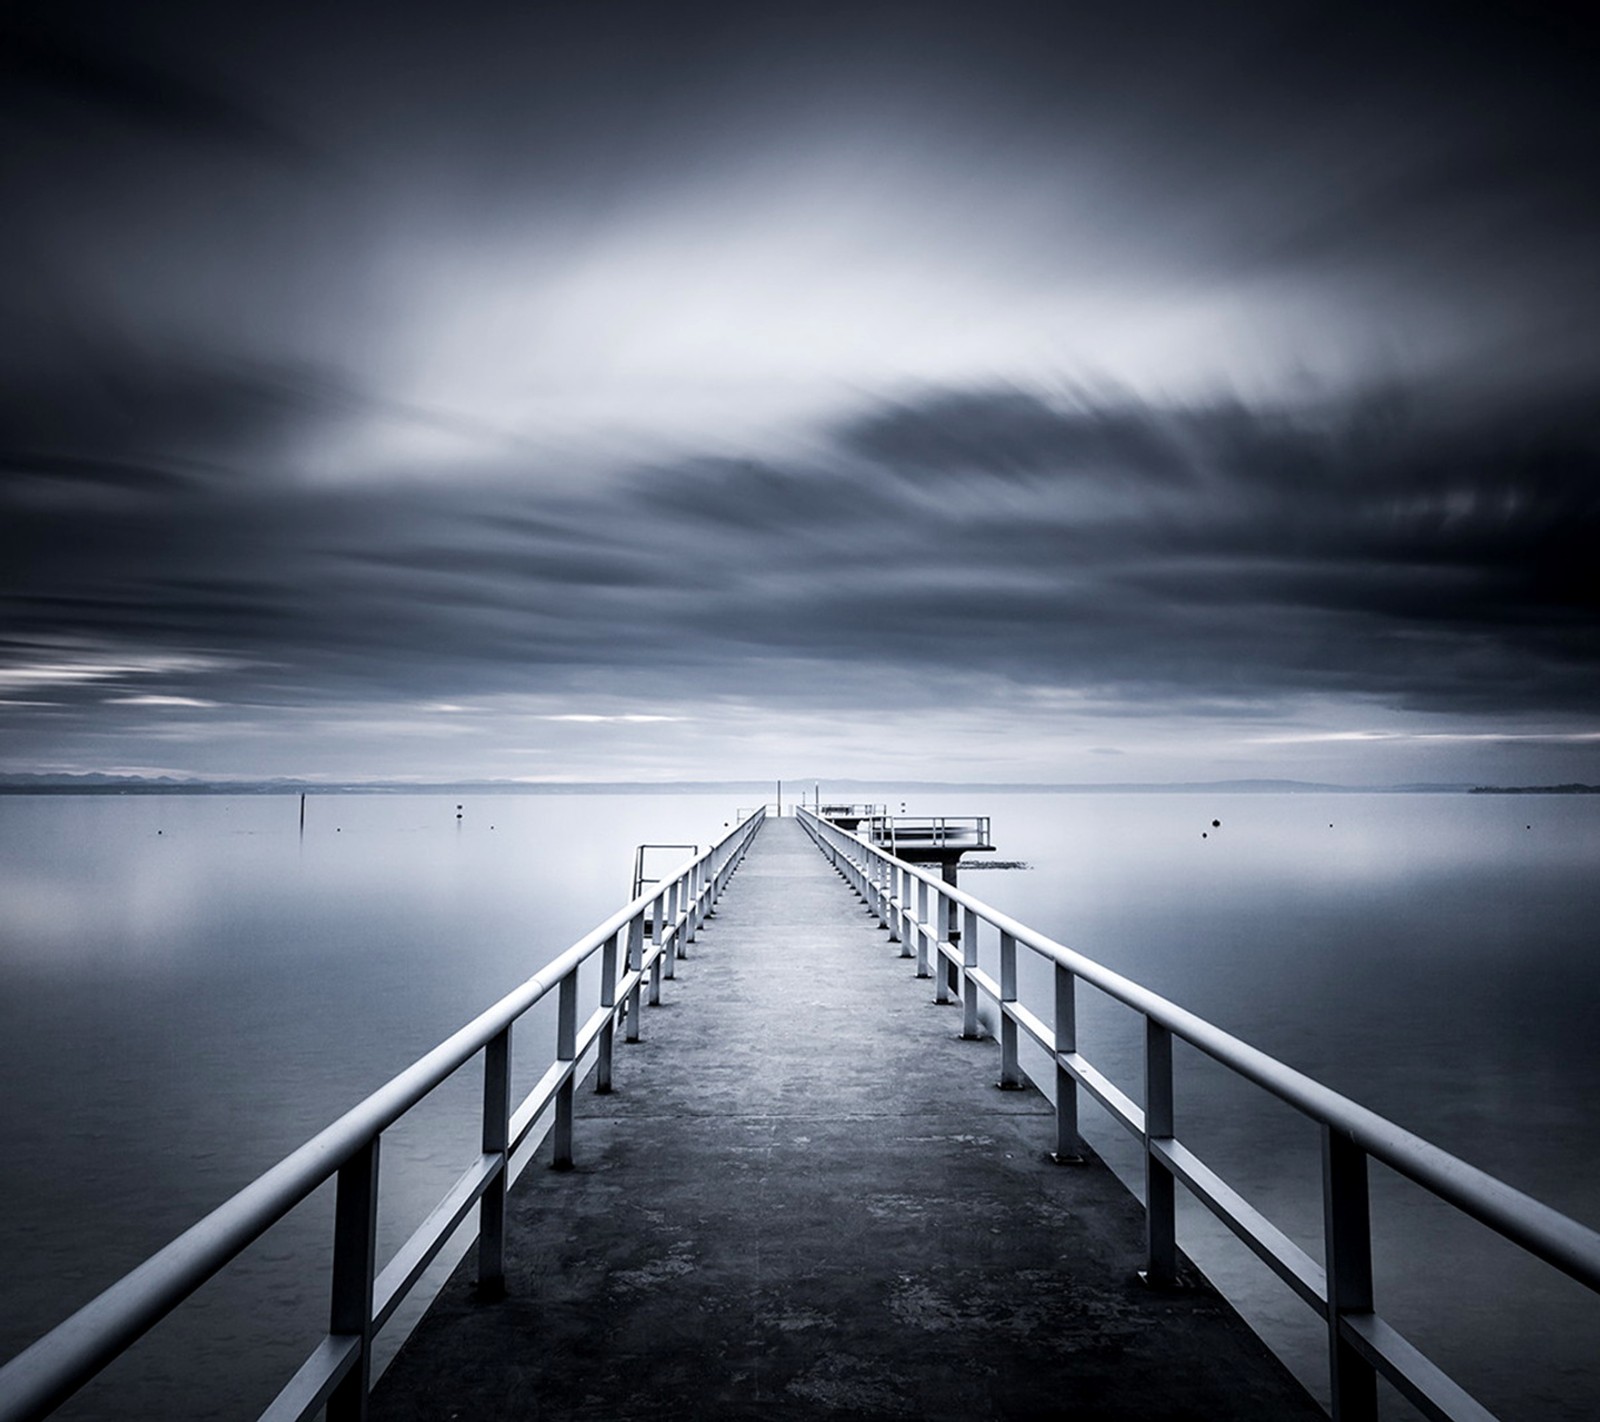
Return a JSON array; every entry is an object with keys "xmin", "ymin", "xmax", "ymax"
[{"xmin": 2, "ymin": 0, "xmax": 1596, "ymax": 784}]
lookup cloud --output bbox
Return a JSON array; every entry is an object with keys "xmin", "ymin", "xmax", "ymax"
[
  {"xmin": 2, "ymin": 10, "xmax": 310, "ymax": 160},
  {"xmin": 540, "ymin": 714, "xmax": 687, "ymax": 724},
  {"xmin": 833, "ymin": 386, "xmax": 1193, "ymax": 487},
  {"xmin": 7, "ymin": 375, "xmax": 1593, "ymax": 758},
  {"xmin": 2, "ymin": 1, "xmax": 1598, "ymax": 778}
]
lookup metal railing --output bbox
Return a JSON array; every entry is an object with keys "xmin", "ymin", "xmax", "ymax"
[
  {"xmin": 0, "ymin": 809, "xmax": 765, "ymax": 1422},
  {"xmin": 864, "ymin": 814, "xmax": 992, "ymax": 853},
  {"xmin": 631, "ymin": 842, "xmax": 698, "ymax": 899},
  {"xmin": 817, "ymin": 804, "xmax": 884, "ymax": 829},
  {"xmin": 797, "ymin": 807, "xmax": 1600, "ymax": 1422}
]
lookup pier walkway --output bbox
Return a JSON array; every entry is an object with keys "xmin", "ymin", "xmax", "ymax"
[{"xmin": 371, "ymin": 818, "xmax": 1319, "ymax": 1420}]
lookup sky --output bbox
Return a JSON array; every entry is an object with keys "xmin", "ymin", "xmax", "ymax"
[{"xmin": 2, "ymin": 0, "xmax": 1597, "ymax": 785}]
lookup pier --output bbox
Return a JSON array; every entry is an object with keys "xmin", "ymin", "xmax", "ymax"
[
  {"xmin": 370, "ymin": 815, "xmax": 1315, "ymax": 1420},
  {"xmin": 3, "ymin": 807, "xmax": 1599, "ymax": 1421}
]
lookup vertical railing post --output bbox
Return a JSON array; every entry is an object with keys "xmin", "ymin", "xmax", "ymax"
[
  {"xmin": 673, "ymin": 876, "xmax": 686, "ymax": 957},
  {"xmin": 888, "ymin": 862, "xmax": 904, "ymax": 947},
  {"xmin": 914, "ymin": 877, "xmax": 931, "ymax": 979},
  {"xmin": 939, "ymin": 866, "xmax": 959, "ymax": 1000},
  {"xmin": 552, "ymin": 970, "xmax": 578, "ymax": 1170},
  {"xmin": 960, "ymin": 905, "xmax": 981, "ymax": 1040},
  {"xmin": 326, "ymin": 1136, "xmax": 380, "ymax": 1422},
  {"xmin": 663, "ymin": 883, "xmax": 679, "ymax": 978},
  {"xmin": 997, "ymin": 931, "xmax": 1023, "ymax": 1089},
  {"xmin": 1051, "ymin": 966, "xmax": 1084, "ymax": 1162},
  {"xmin": 944, "ymin": 911, "xmax": 961, "ymax": 1002},
  {"xmin": 596, "ymin": 927, "xmax": 619, "ymax": 1094},
  {"xmin": 624, "ymin": 911, "xmax": 645, "ymax": 1043},
  {"xmin": 681, "ymin": 857, "xmax": 700, "ymax": 940},
  {"xmin": 478, "ymin": 1027, "xmax": 511, "ymax": 1297},
  {"xmin": 1143, "ymin": 1019, "xmax": 1178, "ymax": 1286},
  {"xmin": 873, "ymin": 855, "xmax": 888, "ymax": 928},
  {"xmin": 932, "ymin": 886, "xmax": 951, "ymax": 1003},
  {"xmin": 1323, "ymin": 1127, "xmax": 1378, "ymax": 1422},
  {"xmin": 648, "ymin": 890, "xmax": 665, "ymax": 1005},
  {"xmin": 942, "ymin": 864, "xmax": 959, "ymax": 955}
]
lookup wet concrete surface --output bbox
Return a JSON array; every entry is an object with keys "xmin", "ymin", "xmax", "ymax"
[{"xmin": 371, "ymin": 818, "xmax": 1324, "ymax": 1420}]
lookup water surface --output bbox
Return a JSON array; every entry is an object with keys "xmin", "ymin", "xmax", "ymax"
[
  {"xmin": 2, "ymin": 790, "xmax": 1597, "ymax": 1420},
  {"xmin": 917, "ymin": 790, "xmax": 1600, "ymax": 1420}
]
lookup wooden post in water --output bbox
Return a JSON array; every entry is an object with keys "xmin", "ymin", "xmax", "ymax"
[{"xmin": 299, "ymin": 792, "xmax": 306, "ymax": 834}]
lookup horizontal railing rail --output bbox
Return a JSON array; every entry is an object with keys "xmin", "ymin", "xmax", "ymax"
[
  {"xmin": 863, "ymin": 814, "xmax": 991, "ymax": 851},
  {"xmin": 798, "ymin": 806, "xmax": 1600, "ymax": 1422},
  {"xmin": 817, "ymin": 803, "xmax": 885, "ymax": 823},
  {"xmin": 0, "ymin": 808, "xmax": 765, "ymax": 1422}
]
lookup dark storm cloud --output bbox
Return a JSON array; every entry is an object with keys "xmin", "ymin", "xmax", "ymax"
[
  {"xmin": 8, "ymin": 379, "xmax": 1592, "ymax": 734},
  {"xmin": 1, "ymin": 13, "xmax": 308, "ymax": 159},
  {"xmin": 625, "ymin": 386, "xmax": 1600, "ymax": 718},
  {"xmin": 2, "ymin": 0, "xmax": 1598, "ymax": 770},
  {"xmin": 0, "ymin": 452, "xmax": 194, "ymax": 496},
  {"xmin": 0, "ymin": 342, "xmax": 345, "ymax": 479},
  {"xmin": 835, "ymin": 390, "xmax": 1193, "ymax": 487},
  {"xmin": 0, "ymin": 334, "xmax": 548, "ymax": 496}
]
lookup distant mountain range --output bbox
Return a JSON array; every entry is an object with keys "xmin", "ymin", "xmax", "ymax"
[{"xmin": 1, "ymin": 772, "xmax": 1595, "ymax": 795}]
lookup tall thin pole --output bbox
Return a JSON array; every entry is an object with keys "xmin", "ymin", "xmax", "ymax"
[
  {"xmin": 777, "ymin": 780, "xmax": 782, "ymax": 817},
  {"xmin": 299, "ymin": 792, "xmax": 306, "ymax": 834}
]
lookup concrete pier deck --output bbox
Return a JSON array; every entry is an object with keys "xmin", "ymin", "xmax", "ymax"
[{"xmin": 371, "ymin": 818, "xmax": 1322, "ymax": 1420}]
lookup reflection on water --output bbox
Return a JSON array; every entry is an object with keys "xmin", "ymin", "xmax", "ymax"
[{"xmin": 1, "ymin": 791, "xmax": 1597, "ymax": 1420}]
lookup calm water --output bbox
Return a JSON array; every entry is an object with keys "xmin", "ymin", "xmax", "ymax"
[
  {"xmin": 922, "ymin": 790, "xmax": 1600, "ymax": 1421},
  {"xmin": 2, "ymin": 791, "xmax": 1597, "ymax": 1419}
]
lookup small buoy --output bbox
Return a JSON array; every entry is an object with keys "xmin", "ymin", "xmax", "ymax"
[
  {"xmin": 456, "ymin": 813, "xmax": 463, "ymax": 820},
  {"xmin": 1329, "ymin": 823, "xmax": 1334, "ymax": 829},
  {"xmin": 1211, "ymin": 818, "xmax": 1221, "ymax": 828},
  {"xmin": 1201, "ymin": 832, "xmax": 1208, "ymax": 839},
  {"xmin": 157, "ymin": 830, "xmax": 163, "ymax": 835}
]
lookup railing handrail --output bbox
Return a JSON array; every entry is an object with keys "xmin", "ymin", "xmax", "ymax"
[
  {"xmin": 806, "ymin": 799, "xmax": 1600, "ymax": 1420},
  {"xmin": 862, "ymin": 814, "xmax": 1598, "ymax": 1285},
  {"xmin": 866, "ymin": 814, "xmax": 990, "ymax": 842},
  {"xmin": 0, "ymin": 809, "xmax": 765, "ymax": 1422}
]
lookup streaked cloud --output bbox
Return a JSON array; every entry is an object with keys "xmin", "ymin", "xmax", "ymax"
[
  {"xmin": 540, "ymin": 714, "xmax": 688, "ymax": 725},
  {"xmin": 1, "ymin": 1, "xmax": 1597, "ymax": 783}
]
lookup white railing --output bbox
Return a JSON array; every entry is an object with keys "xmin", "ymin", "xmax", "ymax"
[
  {"xmin": 0, "ymin": 809, "xmax": 765, "ymax": 1422},
  {"xmin": 863, "ymin": 814, "xmax": 991, "ymax": 853},
  {"xmin": 798, "ymin": 806, "xmax": 1600, "ymax": 1422}
]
